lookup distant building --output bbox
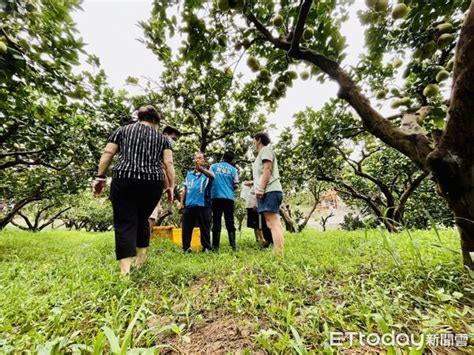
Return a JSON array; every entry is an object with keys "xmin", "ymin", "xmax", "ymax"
[{"xmin": 319, "ymin": 190, "xmax": 339, "ymax": 209}]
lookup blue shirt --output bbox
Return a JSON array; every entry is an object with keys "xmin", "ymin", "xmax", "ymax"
[
  {"xmin": 184, "ymin": 170, "xmax": 212, "ymax": 207},
  {"xmin": 210, "ymin": 162, "xmax": 239, "ymax": 201}
]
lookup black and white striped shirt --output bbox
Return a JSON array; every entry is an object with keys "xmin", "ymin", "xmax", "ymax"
[{"xmin": 108, "ymin": 122, "xmax": 171, "ymax": 181}]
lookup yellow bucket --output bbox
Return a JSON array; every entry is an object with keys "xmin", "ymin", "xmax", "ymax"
[
  {"xmin": 153, "ymin": 226, "xmax": 201, "ymax": 251},
  {"xmin": 151, "ymin": 226, "xmax": 173, "ymax": 240},
  {"xmin": 172, "ymin": 227, "xmax": 201, "ymax": 251}
]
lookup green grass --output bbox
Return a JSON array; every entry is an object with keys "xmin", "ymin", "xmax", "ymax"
[{"xmin": 0, "ymin": 228, "xmax": 472, "ymax": 353}]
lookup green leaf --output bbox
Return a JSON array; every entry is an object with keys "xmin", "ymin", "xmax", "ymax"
[
  {"xmin": 120, "ymin": 306, "xmax": 145, "ymax": 354},
  {"xmin": 102, "ymin": 326, "xmax": 121, "ymax": 354}
]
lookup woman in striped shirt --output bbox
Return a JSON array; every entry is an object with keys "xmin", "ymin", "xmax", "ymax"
[{"xmin": 92, "ymin": 106, "xmax": 175, "ymax": 275}]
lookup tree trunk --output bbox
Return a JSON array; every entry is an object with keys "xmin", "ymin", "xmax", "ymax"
[
  {"xmin": 279, "ymin": 205, "xmax": 297, "ymax": 232},
  {"xmin": 0, "ymin": 195, "xmax": 42, "ymax": 229},
  {"xmin": 394, "ymin": 172, "xmax": 429, "ymax": 225},
  {"xmin": 381, "ymin": 217, "xmax": 397, "ymax": 233},
  {"xmin": 247, "ymin": 1, "xmax": 474, "ymax": 267},
  {"xmin": 297, "ymin": 198, "xmax": 319, "ymax": 232},
  {"xmin": 38, "ymin": 207, "xmax": 71, "ymax": 231},
  {"xmin": 427, "ymin": 3, "xmax": 474, "ymax": 269}
]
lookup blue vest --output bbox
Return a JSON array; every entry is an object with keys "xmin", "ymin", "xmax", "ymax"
[
  {"xmin": 210, "ymin": 162, "xmax": 238, "ymax": 201},
  {"xmin": 184, "ymin": 170, "xmax": 212, "ymax": 207}
]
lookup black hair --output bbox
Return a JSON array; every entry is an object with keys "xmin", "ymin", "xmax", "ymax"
[
  {"xmin": 163, "ymin": 126, "xmax": 182, "ymax": 136},
  {"xmin": 253, "ymin": 132, "xmax": 271, "ymax": 146},
  {"xmin": 222, "ymin": 150, "xmax": 235, "ymax": 163},
  {"xmin": 137, "ymin": 105, "xmax": 161, "ymax": 124}
]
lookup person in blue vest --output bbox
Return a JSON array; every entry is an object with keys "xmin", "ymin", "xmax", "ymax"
[
  {"xmin": 179, "ymin": 151, "xmax": 214, "ymax": 252},
  {"xmin": 210, "ymin": 151, "xmax": 239, "ymax": 251}
]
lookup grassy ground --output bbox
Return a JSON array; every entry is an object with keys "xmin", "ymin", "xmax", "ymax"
[{"xmin": 0, "ymin": 228, "xmax": 472, "ymax": 353}]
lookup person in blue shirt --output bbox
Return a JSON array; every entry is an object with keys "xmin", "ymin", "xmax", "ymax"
[
  {"xmin": 179, "ymin": 151, "xmax": 214, "ymax": 252},
  {"xmin": 210, "ymin": 151, "xmax": 239, "ymax": 251}
]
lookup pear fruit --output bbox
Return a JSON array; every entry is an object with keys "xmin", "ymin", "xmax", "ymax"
[
  {"xmin": 436, "ymin": 22, "xmax": 452, "ymax": 34},
  {"xmin": 423, "ymin": 83, "xmax": 439, "ymax": 97},
  {"xmin": 375, "ymin": 0, "xmax": 389, "ymax": 12},
  {"xmin": 391, "ymin": 99, "xmax": 402, "ymax": 109},
  {"xmin": 303, "ymin": 27, "xmax": 314, "ymax": 40},
  {"xmin": 375, "ymin": 90, "xmax": 387, "ymax": 99},
  {"xmin": 273, "ymin": 15, "xmax": 284, "ymax": 27},
  {"xmin": 391, "ymin": 3, "xmax": 408, "ymax": 20},
  {"xmin": 437, "ymin": 33, "xmax": 454, "ymax": 49},
  {"xmin": 217, "ymin": 0, "xmax": 230, "ymax": 11},
  {"xmin": 446, "ymin": 58, "xmax": 454, "ymax": 71},
  {"xmin": 436, "ymin": 70, "xmax": 450, "ymax": 82},
  {"xmin": 365, "ymin": 0, "xmax": 377, "ymax": 8},
  {"xmin": 399, "ymin": 97, "xmax": 411, "ymax": 106},
  {"xmin": 246, "ymin": 56, "xmax": 259, "ymax": 71}
]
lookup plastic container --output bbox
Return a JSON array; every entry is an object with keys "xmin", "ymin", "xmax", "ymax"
[
  {"xmin": 171, "ymin": 227, "xmax": 201, "ymax": 251},
  {"xmin": 151, "ymin": 226, "xmax": 173, "ymax": 239}
]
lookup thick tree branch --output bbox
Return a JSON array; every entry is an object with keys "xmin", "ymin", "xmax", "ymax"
[
  {"xmin": 0, "ymin": 195, "xmax": 43, "ymax": 229},
  {"xmin": 183, "ymin": 104, "xmax": 206, "ymax": 144},
  {"xmin": 298, "ymin": 192, "xmax": 319, "ymax": 231},
  {"xmin": 38, "ymin": 207, "xmax": 71, "ymax": 231},
  {"xmin": 0, "ymin": 149, "xmax": 45, "ymax": 158},
  {"xmin": 0, "ymin": 156, "xmax": 72, "ymax": 171},
  {"xmin": 209, "ymin": 127, "xmax": 250, "ymax": 143},
  {"xmin": 18, "ymin": 211, "xmax": 34, "ymax": 230},
  {"xmin": 335, "ymin": 184, "xmax": 383, "ymax": 219},
  {"xmin": 10, "ymin": 220, "xmax": 31, "ymax": 231},
  {"xmin": 34, "ymin": 204, "xmax": 55, "ymax": 230},
  {"xmin": 394, "ymin": 172, "xmax": 429, "ymax": 220},
  {"xmin": 399, "ymin": 107, "xmax": 430, "ymax": 136},
  {"xmin": 289, "ymin": 0, "xmax": 313, "ymax": 55},
  {"xmin": 246, "ymin": 10, "xmax": 434, "ymax": 171},
  {"xmin": 336, "ymin": 147, "xmax": 395, "ymax": 212}
]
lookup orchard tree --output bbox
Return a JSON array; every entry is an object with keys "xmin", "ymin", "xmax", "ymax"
[
  {"xmin": 11, "ymin": 198, "xmax": 71, "ymax": 232},
  {"xmin": 336, "ymin": 146, "xmax": 454, "ymax": 231},
  {"xmin": 127, "ymin": 64, "xmax": 267, "ymax": 155},
  {"xmin": 275, "ymin": 127, "xmax": 328, "ymax": 233},
  {"xmin": 137, "ymin": 4, "xmax": 274, "ymax": 159},
  {"xmin": 279, "ymin": 101, "xmax": 453, "ymax": 232},
  {"xmin": 62, "ymin": 190, "xmax": 113, "ymax": 232},
  {"xmin": 164, "ymin": 0, "xmax": 474, "ymax": 267},
  {"xmin": 0, "ymin": 1, "xmax": 132, "ymax": 228}
]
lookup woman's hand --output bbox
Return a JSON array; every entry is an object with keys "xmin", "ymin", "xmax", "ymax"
[
  {"xmin": 243, "ymin": 180, "xmax": 254, "ymax": 187},
  {"xmin": 92, "ymin": 179, "xmax": 106, "ymax": 197}
]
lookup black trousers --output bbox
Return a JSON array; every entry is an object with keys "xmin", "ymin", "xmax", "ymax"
[
  {"xmin": 182, "ymin": 207, "xmax": 212, "ymax": 251},
  {"xmin": 110, "ymin": 178, "xmax": 163, "ymax": 260},
  {"xmin": 212, "ymin": 198, "xmax": 236, "ymax": 249},
  {"xmin": 247, "ymin": 208, "xmax": 273, "ymax": 244}
]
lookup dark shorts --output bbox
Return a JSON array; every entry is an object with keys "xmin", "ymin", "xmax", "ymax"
[
  {"xmin": 247, "ymin": 208, "xmax": 266, "ymax": 229},
  {"xmin": 257, "ymin": 191, "xmax": 283, "ymax": 214}
]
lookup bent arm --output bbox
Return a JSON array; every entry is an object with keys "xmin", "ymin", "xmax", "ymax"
[
  {"xmin": 197, "ymin": 166, "xmax": 215, "ymax": 180},
  {"xmin": 97, "ymin": 143, "xmax": 118, "ymax": 176}
]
